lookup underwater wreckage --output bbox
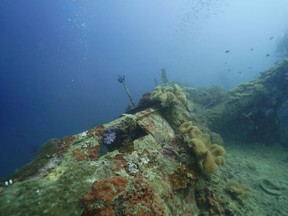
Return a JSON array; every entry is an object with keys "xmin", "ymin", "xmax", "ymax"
[{"xmin": 0, "ymin": 58, "xmax": 288, "ymax": 215}]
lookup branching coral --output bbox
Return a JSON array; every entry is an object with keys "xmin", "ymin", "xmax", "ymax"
[{"xmin": 179, "ymin": 121, "xmax": 226, "ymax": 174}]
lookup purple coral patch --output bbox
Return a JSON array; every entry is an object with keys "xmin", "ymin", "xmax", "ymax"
[{"xmin": 103, "ymin": 127, "xmax": 116, "ymax": 144}]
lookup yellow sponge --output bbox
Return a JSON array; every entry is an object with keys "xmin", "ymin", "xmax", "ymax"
[
  {"xmin": 190, "ymin": 138, "xmax": 208, "ymax": 156},
  {"xmin": 151, "ymin": 84, "xmax": 187, "ymax": 107},
  {"xmin": 203, "ymin": 152, "xmax": 218, "ymax": 174},
  {"xmin": 179, "ymin": 121, "xmax": 226, "ymax": 174}
]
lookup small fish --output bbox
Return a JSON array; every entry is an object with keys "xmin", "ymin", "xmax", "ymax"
[
  {"xmin": 227, "ymin": 69, "xmax": 231, "ymax": 72},
  {"xmin": 269, "ymin": 36, "xmax": 273, "ymax": 40},
  {"xmin": 224, "ymin": 62, "xmax": 227, "ymax": 64},
  {"xmin": 266, "ymin": 54, "xmax": 270, "ymax": 57},
  {"xmin": 238, "ymin": 71, "xmax": 242, "ymax": 74},
  {"xmin": 250, "ymin": 48, "xmax": 254, "ymax": 51},
  {"xmin": 225, "ymin": 50, "xmax": 230, "ymax": 53}
]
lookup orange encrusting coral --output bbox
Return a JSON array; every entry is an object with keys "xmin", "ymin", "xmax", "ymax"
[
  {"xmin": 82, "ymin": 176, "xmax": 129, "ymax": 216},
  {"xmin": 57, "ymin": 135, "xmax": 76, "ymax": 155},
  {"xmin": 86, "ymin": 125, "xmax": 105, "ymax": 138},
  {"xmin": 168, "ymin": 163, "xmax": 199, "ymax": 190},
  {"xmin": 82, "ymin": 174, "xmax": 169, "ymax": 216},
  {"xmin": 112, "ymin": 154, "xmax": 126, "ymax": 173},
  {"xmin": 123, "ymin": 176, "xmax": 166, "ymax": 216},
  {"xmin": 71, "ymin": 143, "xmax": 99, "ymax": 161}
]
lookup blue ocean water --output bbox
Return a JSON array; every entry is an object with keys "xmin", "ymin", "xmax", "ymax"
[{"xmin": 0, "ymin": 0, "xmax": 288, "ymax": 178}]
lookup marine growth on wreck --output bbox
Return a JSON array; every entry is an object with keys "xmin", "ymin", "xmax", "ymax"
[{"xmin": 1, "ymin": 59, "xmax": 288, "ymax": 215}]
